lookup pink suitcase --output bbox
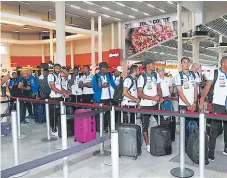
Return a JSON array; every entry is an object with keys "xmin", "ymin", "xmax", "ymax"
[{"xmin": 74, "ymin": 109, "xmax": 96, "ymax": 143}]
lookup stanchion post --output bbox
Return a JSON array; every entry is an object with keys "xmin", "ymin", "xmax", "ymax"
[
  {"xmin": 16, "ymin": 98, "xmax": 21, "ymax": 139},
  {"xmin": 61, "ymin": 113, "xmax": 69, "ymax": 178},
  {"xmin": 120, "ymin": 103, "xmax": 123, "ymax": 123},
  {"xmin": 199, "ymin": 112, "xmax": 205, "ymax": 178},
  {"xmin": 99, "ymin": 104, "xmax": 104, "ymax": 154},
  {"xmin": 111, "ymin": 130, "xmax": 119, "ymax": 178},
  {"xmin": 46, "ymin": 99, "xmax": 51, "ymax": 140},
  {"xmin": 41, "ymin": 99, "xmax": 57, "ymax": 142},
  {"xmin": 170, "ymin": 109, "xmax": 194, "ymax": 178},
  {"xmin": 12, "ymin": 111, "xmax": 19, "ymax": 166},
  {"xmin": 158, "ymin": 103, "xmax": 161, "ymax": 125},
  {"xmin": 111, "ymin": 106, "xmax": 116, "ymax": 131}
]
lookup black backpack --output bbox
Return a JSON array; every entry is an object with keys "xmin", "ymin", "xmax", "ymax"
[
  {"xmin": 207, "ymin": 69, "xmax": 218, "ymax": 103},
  {"xmin": 113, "ymin": 76, "xmax": 135, "ymax": 103},
  {"xmin": 179, "ymin": 71, "xmax": 196, "ymax": 86},
  {"xmin": 140, "ymin": 72, "xmax": 157, "ymax": 89}
]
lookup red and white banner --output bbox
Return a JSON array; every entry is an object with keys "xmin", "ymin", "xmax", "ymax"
[{"xmin": 108, "ymin": 49, "xmax": 122, "ymax": 69}]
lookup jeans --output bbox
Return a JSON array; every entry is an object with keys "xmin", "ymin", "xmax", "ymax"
[
  {"xmin": 141, "ymin": 104, "xmax": 159, "ymax": 132},
  {"xmin": 82, "ymin": 94, "xmax": 93, "ymax": 103},
  {"xmin": 1, "ymin": 86, "xmax": 6, "ymax": 96},
  {"xmin": 209, "ymin": 104, "xmax": 227, "ymax": 154},
  {"xmin": 100, "ymin": 99, "xmax": 111, "ymax": 130}
]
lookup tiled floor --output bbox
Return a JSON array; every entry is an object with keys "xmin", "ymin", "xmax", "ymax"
[{"xmin": 1, "ymin": 111, "xmax": 227, "ymax": 178}]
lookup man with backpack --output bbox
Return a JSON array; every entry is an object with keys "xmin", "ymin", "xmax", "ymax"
[
  {"xmin": 137, "ymin": 59, "xmax": 163, "ymax": 152},
  {"xmin": 122, "ymin": 65, "xmax": 140, "ymax": 123},
  {"xmin": 200, "ymin": 56, "xmax": 227, "ymax": 160},
  {"xmin": 38, "ymin": 68, "xmax": 51, "ymax": 99},
  {"xmin": 110, "ymin": 66, "xmax": 123, "ymax": 99},
  {"xmin": 92, "ymin": 62, "xmax": 116, "ymax": 132}
]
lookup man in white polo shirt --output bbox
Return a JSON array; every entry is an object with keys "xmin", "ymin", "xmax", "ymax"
[
  {"xmin": 48, "ymin": 64, "xmax": 69, "ymax": 136},
  {"xmin": 138, "ymin": 59, "xmax": 163, "ymax": 152},
  {"xmin": 122, "ymin": 65, "xmax": 140, "ymax": 123},
  {"xmin": 80, "ymin": 65, "xmax": 94, "ymax": 103},
  {"xmin": 200, "ymin": 56, "xmax": 227, "ymax": 161}
]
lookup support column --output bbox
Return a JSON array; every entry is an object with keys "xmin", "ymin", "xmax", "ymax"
[
  {"xmin": 118, "ymin": 22, "xmax": 121, "ymax": 49},
  {"xmin": 7, "ymin": 44, "xmax": 11, "ymax": 70},
  {"xmin": 192, "ymin": 39, "xmax": 200, "ymax": 64},
  {"xmin": 192, "ymin": 12, "xmax": 196, "ymax": 32},
  {"xmin": 177, "ymin": 4, "xmax": 183, "ymax": 70},
  {"xmin": 70, "ymin": 41, "xmax": 74, "ymax": 69},
  {"xmin": 91, "ymin": 17, "xmax": 95, "ymax": 74},
  {"xmin": 41, "ymin": 44, "xmax": 45, "ymax": 63},
  {"xmin": 111, "ymin": 23, "xmax": 115, "ymax": 49},
  {"xmin": 49, "ymin": 29, "xmax": 54, "ymax": 63},
  {"xmin": 98, "ymin": 16, "xmax": 102, "ymax": 63},
  {"xmin": 55, "ymin": 1, "xmax": 66, "ymax": 66}
]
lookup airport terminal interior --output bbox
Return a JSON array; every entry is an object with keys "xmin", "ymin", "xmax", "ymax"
[{"xmin": 1, "ymin": 1, "xmax": 227, "ymax": 178}]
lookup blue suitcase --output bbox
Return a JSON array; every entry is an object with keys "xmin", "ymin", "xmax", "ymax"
[{"xmin": 1, "ymin": 121, "xmax": 11, "ymax": 136}]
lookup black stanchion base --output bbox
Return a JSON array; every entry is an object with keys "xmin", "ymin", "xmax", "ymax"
[
  {"xmin": 41, "ymin": 137, "xmax": 58, "ymax": 142},
  {"xmin": 171, "ymin": 167, "xmax": 194, "ymax": 178},
  {"xmin": 92, "ymin": 150, "xmax": 111, "ymax": 157}
]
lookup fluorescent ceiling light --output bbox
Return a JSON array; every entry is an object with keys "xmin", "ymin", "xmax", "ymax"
[
  {"xmin": 153, "ymin": 51, "xmax": 158, "ymax": 53},
  {"xmin": 159, "ymin": 9, "xmax": 165, "ymax": 13},
  {"xmin": 160, "ymin": 52, "xmax": 165, "ymax": 55},
  {"xmin": 0, "ymin": 20, "xmax": 24, "ymax": 26},
  {"xmin": 143, "ymin": 12, "xmax": 149, "ymax": 16},
  {"xmin": 128, "ymin": 15, "xmax": 135, "ymax": 18},
  {"xmin": 88, "ymin": 10, "xmax": 96, "ymax": 13},
  {"xmin": 116, "ymin": 11, "xmax": 123, "ymax": 14},
  {"xmin": 147, "ymin": 4, "xmax": 154, "ymax": 8},
  {"xmin": 116, "ymin": 2, "xmax": 125, "ymax": 7},
  {"xmin": 103, "ymin": 14, "xmax": 110, "ymax": 18},
  {"xmin": 52, "ymin": 20, "xmax": 56, "ymax": 23},
  {"xmin": 167, "ymin": 1, "xmax": 174, "ymax": 4},
  {"xmin": 70, "ymin": 5, "xmax": 81, "ymax": 9},
  {"xmin": 23, "ymin": 27, "xmax": 30, "ymax": 30},
  {"xmin": 114, "ymin": 18, "xmax": 122, "ymax": 21},
  {"xmin": 84, "ymin": 1, "xmax": 93, "ymax": 5},
  {"xmin": 12, "ymin": 30, "xmax": 20, "ymax": 33},
  {"xmin": 131, "ymin": 8, "xmax": 138, "ymax": 12},
  {"xmin": 42, "ymin": 30, "xmax": 49, "ymax": 33},
  {"xmin": 102, "ymin": 6, "xmax": 110, "ymax": 10}
]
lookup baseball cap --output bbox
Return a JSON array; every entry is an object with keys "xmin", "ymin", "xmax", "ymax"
[
  {"xmin": 143, "ymin": 59, "xmax": 155, "ymax": 67},
  {"xmin": 99, "ymin": 62, "xmax": 109, "ymax": 69},
  {"xmin": 116, "ymin": 66, "xmax": 123, "ymax": 73}
]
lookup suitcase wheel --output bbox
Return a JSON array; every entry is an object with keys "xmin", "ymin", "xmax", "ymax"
[
  {"xmin": 133, "ymin": 156, "xmax": 137, "ymax": 160},
  {"xmin": 119, "ymin": 154, "xmax": 121, "ymax": 158},
  {"xmin": 74, "ymin": 139, "xmax": 77, "ymax": 142},
  {"xmin": 138, "ymin": 151, "xmax": 142, "ymax": 156}
]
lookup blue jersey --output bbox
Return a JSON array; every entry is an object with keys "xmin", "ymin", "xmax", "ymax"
[{"xmin": 29, "ymin": 75, "xmax": 38, "ymax": 94}]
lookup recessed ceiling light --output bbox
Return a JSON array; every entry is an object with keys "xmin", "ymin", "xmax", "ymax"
[
  {"xmin": 12, "ymin": 30, "xmax": 20, "ymax": 33},
  {"xmin": 116, "ymin": 2, "xmax": 125, "ymax": 7},
  {"xmin": 42, "ymin": 30, "xmax": 49, "ymax": 33},
  {"xmin": 131, "ymin": 8, "xmax": 138, "ymax": 12},
  {"xmin": 147, "ymin": 4, "xmax": 154, "ymax": 8},
  {"xmin": 143, "ymin": 12, "xmax": 149, "ymax": 16},
  {"xmin": 70, "ymin": 5, "xmax": 81, "ymax": 9},
  {"xmin": 116, "ymin": 11, "xmax": 123, "ymax": 14},
  {"xmin": 0, "ymin": 20, "xmax": 24, "ymax": 26},
  {"xmin": 160, "ymin": 52, "xmax": 165, "ymax": 55},
  {"xmin": 84, "ymin": 1, "xmax": 93, "ymax": 5},
  {"xmin": 128, "ymin": 15, "xmax": 135, "ymax": 18},
  {"xmin": 23, "ymin": 27, "xmax": 30, "ymax": 30},
  {"xmin": 114, "ymin": 18, "xmax": 122, "ymax": 21},
  {"xmin": 87, "ymin": 10, "xmax": 96, "ymax": 13},
  {"xmin": 159, "ymin": 9, "xmax": 165, "ymax": 13},
  {"xmin": 103, "ymin": 14, "xmax": 110, "ymax": 18},
  {"xmin": 153, "ymin": 51, "xmax": 158, "ymax": 53},
  {"xmin": 102, "ymin": 6, "xmax": 110, "ymax": 10}
]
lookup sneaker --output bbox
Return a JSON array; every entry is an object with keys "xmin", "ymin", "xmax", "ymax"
[
  {"xmin": 51, "ymin": 131, "xmax": 58, "ymax": 137},
  {"xmin": 21, "ymin": 121, "xmax": 29, "ymax": 124},
  {"xmin": 223, "ymin": 148, "xmax": 227, "ymax": 155},
  {"xmin": 208, "ymin": 151, "xmax": 215, "ymax": 161},
  {"xmin": 146, "ymin": 144, "xmax": 150, "ymax": 153}
]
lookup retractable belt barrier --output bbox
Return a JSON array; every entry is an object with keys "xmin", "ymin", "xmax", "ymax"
[{"xmin": 2, "ymin": 96, "xmax": 227, "ymax": 178}]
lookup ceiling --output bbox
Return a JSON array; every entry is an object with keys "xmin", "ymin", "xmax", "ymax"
[
  {"xmin": 1, "ymin": 1, "xmax": 180, "ymax": 33},
  {"xmin": 128, "ymin": 14, "xmax": 227, "ymax": 65}
]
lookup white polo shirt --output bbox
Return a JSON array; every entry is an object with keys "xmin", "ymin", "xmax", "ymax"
[
  {"xmin": 122, "ymin": 76, "xmax": 137, "ymax": 106},
  {"xmin": 61, "ymin": 76, "xmax": 69, "ymax": 91},
  {"xmin": 160, "ymin": 76, "xmax": 172, "ymax": 97},
  {"xmin": 207, "ymin": 68, "xmax": 227, "ymax": 106},
  {"xmin": 70, "ymin": 75, "xmax": 83, "ymax": 96},
  {"xmin": 81, "ymin": 73, "xmax": 94, "ymax": 95},
  {"xmin": 100, "ymin": 75, "xmax": 111, "ymax": 100},
  {"xmin": 175, "ymin": 71, "xmax": 196, "ymax": 106},
  {"xmin": 138, "ymin": 72, "xmax": 161, "ymax": 106},
  {"xmin": 48, "ymin": 72, "xmax": 62, "ymax": 98},
  {"xmin": 110, "ymin": 75, "xmax": 121, "ymax": 99}
]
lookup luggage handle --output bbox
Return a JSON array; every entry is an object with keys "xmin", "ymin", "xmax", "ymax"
[{"xmin": 91, "ymin": 117, "xmax": 94, "ymax": 132}]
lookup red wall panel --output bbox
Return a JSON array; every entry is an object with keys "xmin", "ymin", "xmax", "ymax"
[{"xmin": 11, "ymin": 56, "xmax": 42, "ymax": 67}]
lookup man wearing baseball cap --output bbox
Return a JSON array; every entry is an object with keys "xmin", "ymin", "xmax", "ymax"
[{"xmin": 92, "ymin": 62, "xmax": 116, "ymax": 131}]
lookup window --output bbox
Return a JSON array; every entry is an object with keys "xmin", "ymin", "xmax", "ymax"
[{"xmin": 0, "ymin": 43, "xmax": 7, "ymax": 54}]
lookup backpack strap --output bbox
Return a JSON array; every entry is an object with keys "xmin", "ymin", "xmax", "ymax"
[
  {"xmin": 127, "ymin": 76, "xmax": 135, "ymax": 91},
  {"xmin": 213, "ymin": 69, "xmax": 218, "ymax": 85},
  {"xmin": 179, "ymin": 71, "xmax": 184, "ymax": 86},
  {"xmin": 142, "ymin": 73, "xmax": 147, "ymax": 89},
  {"xmin": 190, "ymin": 71, "xmax": 196, "ymax": 80}
]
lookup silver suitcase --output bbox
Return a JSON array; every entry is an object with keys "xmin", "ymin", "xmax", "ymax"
[{"xmin": 118, "ymin": 124, "xmax": 142, "ymax": 160}]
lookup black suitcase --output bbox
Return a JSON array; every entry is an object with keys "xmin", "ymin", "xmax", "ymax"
[
  {"xmin": 186, "ymin": 129, "xmax": 209, "ymax": 164},
  {"xmin": 118, "ymin": 124, "xmax": 142, "ymax": 160},
  {"xmin": 58, "ymin": 117, "xmax": 74, "ymax": 137},
  {"xmin": 160, "ymin": 117, "xmax": 176, "ymax": 142},
  {"xmin": 150, "ymin": 126, "xmax": 172, "ymax": 156}
]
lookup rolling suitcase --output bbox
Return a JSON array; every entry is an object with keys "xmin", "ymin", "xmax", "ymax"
[
  {"xmin": 150, "ymin": 126, "xmax": 172, "ymax": 156},
  {"xmin": 58, "ymin": 117, "xmax": 74, "ymax": 138},
  {"xmin": 118, "ymin": 124, "xmax": 142, "ymax": 160},
  {"xmin": 1, "ymin": 121, "xmax": 11, "ymax": 136},
  {"xmin": 74, "ymin": 109, "xmax": 96, "ymax": 143}
]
